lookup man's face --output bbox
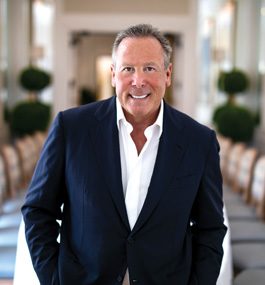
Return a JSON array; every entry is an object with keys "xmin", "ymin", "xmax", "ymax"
[{"xmin": 111, "ymin": 37, "xmax": 172, "ymax": 124}]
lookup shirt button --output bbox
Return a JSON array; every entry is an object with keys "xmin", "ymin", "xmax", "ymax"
[{"xmin": 117, "ymin": 275, "xmax": 123, "ymax": 283}]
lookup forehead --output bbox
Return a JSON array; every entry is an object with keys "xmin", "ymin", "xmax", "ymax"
[{"xmin": 116, "ymin": 37, "xmax": 164, "ymax": 62}]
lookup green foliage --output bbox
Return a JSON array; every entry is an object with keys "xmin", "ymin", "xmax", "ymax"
[
  {"xmin": 10, "ymin": 101, "xmax": 51, "ymax": 136},
  {"xmin": 213, "ymin": 103, "xmax": 255, "ymax": 142},
  {"xmin": 19, "ymin": 67, "xmax": 51, "ymax": 92},
  {"xmin": 79, "ymin": 88, "xmax": 96, "ymax": 105},
  {"xmin": 213, "ymin": 104, "xmax": 228, "ymax": 125},
  {"xmin": 3, "ymin": 103, "xmax": 10, "ymax": 123},
  {"xmin": 218, "ymin": 69, "xmax": 249, "ymax": 95},
  {"xmin": 254, "ymin": 109, "xmax": 261, "ymax": 126}
]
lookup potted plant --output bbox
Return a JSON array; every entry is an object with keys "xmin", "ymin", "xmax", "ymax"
[
  {"xmin": 217, "ymin": 69, "xmax": 249, "ymax": 103},
  {"xmin": 10, "ymin": 101, "xmax": 51, "ymax": 136},
  {"xmin": 10, "ymin": 66, "xmax": 52, "ymax": 136},
  {"xmin": 213, "ymin": 69, "xmax": 255, "ymax": 142},
  {"xmin": 19, "ymin": 66, "xmax": 51, "ymax": 100}
]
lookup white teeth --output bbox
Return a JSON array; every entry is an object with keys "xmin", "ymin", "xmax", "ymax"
[{"xmin": 131, "ymin": 94, "xmax": 149, "ymax": 99}]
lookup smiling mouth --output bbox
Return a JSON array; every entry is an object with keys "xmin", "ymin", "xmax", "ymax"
[{"xmin": 130, "ymin": 94, "xmax": 150, "ymax": 99}]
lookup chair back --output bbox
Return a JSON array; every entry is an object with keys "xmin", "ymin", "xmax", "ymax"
[
  {"xmin": 236, "ymin": 148, "xmax": 258, "ymax": 203},
  {"xmin": 33, "ymin": 131, "xmax": 47, "ymax": 157},
  {"xmin": 218, "ymin": 136, "xmax": 233, "ymax": 181},
  {"xmin": 15, "ymin": 136, "xmax": 39, "ymax": 186},
  {"xmin": 226, "ymin": 142, "xmax": 245, "ymax": 189},
  {"xmin": 1, "ymin": 145, "xmax": 22, "ymax": 198},
  {"xmin": 24, "ymin": 135, "xmax": 39, "ymax": 170},
  {"xmin": 250, "ymin": 155, "xmax": 265, "ymax": 221},
  {"xmin": 0, "ymin": 154, "xmax": 7, "ymax": 213}
]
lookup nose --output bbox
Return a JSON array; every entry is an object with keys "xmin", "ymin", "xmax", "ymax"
[{"xmin": 132, "ymin": 71, "xmax": 146, "ymax": 88}]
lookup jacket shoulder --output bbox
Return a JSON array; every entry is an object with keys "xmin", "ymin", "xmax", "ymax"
[
  {"xmin": 61, "ymin": 96, "xmax": 115, "ymax": 122},
  {"xmin": 53, "ymin": 96, "xmax": 116, "ymax": 136},
  {"xmin": 166, "ymin": 103, "xmax": 213, "ymax": 137}
]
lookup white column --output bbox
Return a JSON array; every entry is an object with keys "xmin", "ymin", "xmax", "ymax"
[
  {"xmin": 235, "ymin": 0, "xmax": 260, "ymax": 111},
  {"xmin": 53, "ymin": 0, "xmax": 69, "ymax": 118},
  {"xmin": 7, "ymin": 0, "xmax": 30, "ymax": 107},
  {"xmin": 0, "ymin": 0, "xmax": 9, "ymax": 144}
]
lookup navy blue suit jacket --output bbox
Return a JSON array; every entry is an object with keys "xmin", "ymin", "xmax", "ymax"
[{"xmin": 22, "ymin": 96, "xmax": 226, "ymax": 285}]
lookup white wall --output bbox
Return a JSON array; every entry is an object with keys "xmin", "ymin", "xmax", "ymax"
[
  {"xmin": 235, "ymin": 0, "xmax": 261, "ymax": 111},
  {"xmin": 63, "ymin": 0, "xmax": 190, "ymax": 15},
  {"xmin": 7, "ymin": 0, "xmax": 30, "ymax": 107},
  {"xmin": 53, "ymin": 0, "xmax": 198, "ymax": 119}
]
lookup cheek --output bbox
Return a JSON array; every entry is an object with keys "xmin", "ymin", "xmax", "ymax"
[
  {"xmin": 115, "ymin": 76, "xmax": 130, "ymax": 90},
  {"xmin": 150, "ymin": 77, "xmax": 167, "ymax": 91}
]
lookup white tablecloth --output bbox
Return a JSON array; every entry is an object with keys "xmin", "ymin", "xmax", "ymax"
[
  {"xmin": 13, "ymin": 219, "xmax": 40, "ymax": 285},
  {"xmin": 217, "ymin": 206, "xmax": 233, "ymax": 285}
]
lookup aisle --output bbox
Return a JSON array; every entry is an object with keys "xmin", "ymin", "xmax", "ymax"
[{"xmin": 0, "ymin": 191, "xmax": 27, "ymax": 279}]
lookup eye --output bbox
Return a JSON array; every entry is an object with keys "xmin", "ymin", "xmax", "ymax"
[
  {"xmin": 145, "ymin": 67, "xmax": 155, "ymax": 72},
  {"xmin": 123, "ymin": 67, "xmax": 134, "ymax": 72}
]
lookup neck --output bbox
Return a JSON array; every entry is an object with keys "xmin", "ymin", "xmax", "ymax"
[
  {"xmin": 124, "ymin": 107, "xmax": 160, "ymax": 155},
  {"xmin": 124, "ymin": 108, "xmax": 160, "ymax": 132}
]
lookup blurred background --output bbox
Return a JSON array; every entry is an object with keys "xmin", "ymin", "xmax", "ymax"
[
  {"xmin": 0, "ymin": 0, "xmax": 265, "ymax": 284},
  {"xmin": 0, "ymin": 0, "xmax": 265, "ymax": 145}
]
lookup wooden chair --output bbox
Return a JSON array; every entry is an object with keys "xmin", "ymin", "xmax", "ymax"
[
  {"xmin": 15, "ymin": 136, "xmax": 39, "ymax": 187},
  {"xmin": 24, "ymin": 135, "xmax": 39, "ymax": 169},
  {"xmin": 229, "ymin": 155, "xmax": 265, "ymax": 244},
  {"xmin": 32, "ymin": 131, "xmax": 47, "ymax": 157},
  {"xmin": 223, "ymin": 142, "xmax": 246, "ymax": 206},
  {"xmin": 250, "ymin": 156, "xmax": 265, "ymax": 221},
  {"xmin": 234, "ymin": 148, "xmax": 258, "ymax": 203},
  {"xmin": 217, "ymin": 135, "xmax": 233, "ymax": 181},
  {"xmin": 1, "ymin": 145, "xmax": 23, "ymax": 199},
  {"xmin": 225, "ymin": 142, "xmax": 246, "ymax": 189},
  {"xmin": 223, "ymin": 148, "xmax": 259, "ymax": 221},
  {"xmin": 15, "ymin": 139, "xmax": 32, "ymax": 187},
  {"xmin": 230, "ymin": 157, "xmax": 265, "ymax": 272},
  {"xmin": 232, "ymin": 242, "xmax": 265, "ymax": 273},
  {"xmin": 233, "ymin": 269, "xmax": 265, "ymax": 284},
  {"xmin": 0, "ymin": 155, "xmax": 7, "ymax": 214}
]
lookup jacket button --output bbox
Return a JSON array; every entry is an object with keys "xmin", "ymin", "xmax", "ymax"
[
  {"xmin": 117, "ymin": 275, "xmax": 123, "ymax": 283},
  {"xmin": 128, "ymin": 238, "xmax": 135, "ymax": 244}
]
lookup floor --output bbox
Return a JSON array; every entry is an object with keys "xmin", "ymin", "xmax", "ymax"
[{"xmin": 0, "ymin": 190, "xmax": 27, "ymax": 282}]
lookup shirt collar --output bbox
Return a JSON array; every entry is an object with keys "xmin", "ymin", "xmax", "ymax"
[{"xmin": 116, "ymin": 96, "xmax": 164, "ymax": 137}]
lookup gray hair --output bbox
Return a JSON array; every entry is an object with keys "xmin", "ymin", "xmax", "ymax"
[{"xmin": 112, "ymin": 24, "xmax": 172, "ymax": 70}]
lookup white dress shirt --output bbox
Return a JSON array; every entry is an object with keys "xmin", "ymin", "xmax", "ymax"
[{"xmin": 116, "ymin": 97, "xmax": 163, "ymax": 284}]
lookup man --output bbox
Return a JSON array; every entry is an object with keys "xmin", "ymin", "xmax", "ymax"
[{"xmin": 22, "ymin": 24, "xmax": 227, "ymax": 284}]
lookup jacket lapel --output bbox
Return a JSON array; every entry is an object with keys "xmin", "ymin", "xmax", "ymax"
[
  {"xmin": 89, "ymin": 97, "xmax": 188, "ymax": 234},
  {"xmin": 131, "ymin": 102, "xmax": 188, "ymax": 235},
  {"xmin": 90, "ymin": 96, "xmax": 130, "ymax": 231}
]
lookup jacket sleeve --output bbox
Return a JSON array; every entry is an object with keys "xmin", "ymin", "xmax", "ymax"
[
  {"xmin": 21, "ymin": 112, "xmax": 65, "ymax": 285},
  {"xmin": 189, "ymin": 130, "xmax": 227, "ymax": 285}
]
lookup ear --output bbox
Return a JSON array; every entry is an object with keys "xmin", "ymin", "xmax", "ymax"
[
  {"xmin": 110, "ymin": 64, "xmax": 116, "ymax": 87},
  {"xmin": 165, "ymin": 63, "xmax": 172, "ymax": 87}
]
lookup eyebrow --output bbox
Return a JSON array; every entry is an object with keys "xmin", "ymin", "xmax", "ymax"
[
  {"xmin": 120, "ymin": 62, "xmax": 159, "ymax": 67},
  {"xmin": 144, "ymin": 62, "xmax": 158, "ymax": 66}
]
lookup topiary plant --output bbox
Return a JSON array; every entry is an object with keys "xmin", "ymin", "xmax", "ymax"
[
  {"xmin": 10, "ymin": 66, "xmax": 52, "ymax": 136},
  {"xmin": 213, "ymin": 103, "xmax": 255, "ymax": 142},
  {"xmin": 218, "ymin": 69, "xmax": 249, "ymax": 103},
  {"xmin": 19, "ymin": 66, "xmax": 51, "ymax": 99},
  {"xmin": 213, "ymin": 68, "xmax": 255, "ymax": 141},
  {"xmin": 10, "ymin": 101, "xmax": 51, "ymax": 136}
]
